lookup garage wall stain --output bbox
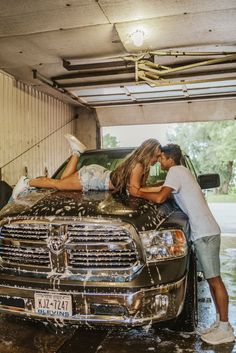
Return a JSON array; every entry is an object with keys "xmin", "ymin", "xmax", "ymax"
[{"xmin": 0, "ymin": 70, "xmax": 76, "ymax": 186}]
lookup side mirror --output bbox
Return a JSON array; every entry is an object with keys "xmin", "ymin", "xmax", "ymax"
[{"xmin": 197, "ymin": 174, "xmax": 220, "ymax": 190}]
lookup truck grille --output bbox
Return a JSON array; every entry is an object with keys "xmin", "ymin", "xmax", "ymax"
[
  {"xmin": 0, "ymin": 223, "xmax": 48, "ymax": 240},
  {"xmin": 67, "ymin": 224, "xmax": 138, "ymax": 269},
  {"xmin": 68, "ymin": 249, "xmax": 138, "ymax": 268},
  {"xmin": 0, "ymin": 220, "xmax": 140, "ymax": 272},
  {"xmin": 67, "ymin": 224, "xmax": 131, "ymax": 242},
  {"xmin": 0, "ymin": 245, "xmax": 50, "ymax": 266}
]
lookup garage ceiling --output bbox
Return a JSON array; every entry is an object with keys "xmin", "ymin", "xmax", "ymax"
[{"xmin": 0, "ymin": 0, "xmax": 236, "ymax": 109}]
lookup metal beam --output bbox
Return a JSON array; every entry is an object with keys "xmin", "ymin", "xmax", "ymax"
[
  {"xmin": 138, "ymin": 54, "xmax": 236, "ymax": 77},
  {"xmin": 138, "ymin": 72, "xmax": 236, "ymax": 87},
  {"xmin": 58, "ymin": 78, "xmax": 134, "ymax": 88},
  {"xmin": 52, "ymin": 67, "xmax": 135, "ymax": 80},
  {"xmin": 124, "ymin": 52, "xmax": 236, "ymax": 86},
  {"xmin": 32, "ymin": 70, "xmax": 89, "ymax": 108},
  {"xmin": 150, "ymin": 50, "xmax": 236, "ymax": 57},
  {"xmin": 63, "ymin": 59, "xmax": 134, "ymax": 71}
]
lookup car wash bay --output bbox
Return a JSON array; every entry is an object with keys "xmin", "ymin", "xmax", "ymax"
[{"xmin": 0, "ymin": 1, "xmax": 236, "ymax": 352}]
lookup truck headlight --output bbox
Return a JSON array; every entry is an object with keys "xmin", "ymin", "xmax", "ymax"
[{"xmin": 139, "ymin": 229, "xmax": 187, "ymax": 262}]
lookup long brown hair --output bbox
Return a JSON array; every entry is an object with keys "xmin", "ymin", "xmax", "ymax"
[{"xmin": 111, "ymin": 138, "xmax": 161, "ymax": 192}]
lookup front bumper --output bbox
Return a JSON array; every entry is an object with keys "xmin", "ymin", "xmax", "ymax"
[{"xmin": 0, "ymin": 275, "xmax": 186, "ymax": 327}]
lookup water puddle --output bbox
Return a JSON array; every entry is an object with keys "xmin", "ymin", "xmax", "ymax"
[{"xmin": 0, "ymin": 317, "xmax": 70, "ymax": 353}]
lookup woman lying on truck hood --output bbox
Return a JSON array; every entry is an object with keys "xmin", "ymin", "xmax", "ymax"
[{"xmin": 11, "ymin": 134, "xmax": 162, "ymax": 199}]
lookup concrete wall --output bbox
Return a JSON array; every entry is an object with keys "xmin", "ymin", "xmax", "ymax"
[
  {"xmin": 75, "ymin": 107, "xmax": 101, "ymax": 149},
  {"xmin": 0, "ymin": 70, "xmax": 77, "ymax": 186}
]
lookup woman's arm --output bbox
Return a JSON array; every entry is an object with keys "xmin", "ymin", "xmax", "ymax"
[
  {"xmin": 128, "ymin": 163, "xmax": 145, "ymax": 197},
  {"xmin": 128, "ymin": 164, "xmax": 170, "ymax": 201}
]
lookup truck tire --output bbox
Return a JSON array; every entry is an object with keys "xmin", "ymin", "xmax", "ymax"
[{"xmin": 173, "ymin": 250, "xmax": 198, "ymax": 332}]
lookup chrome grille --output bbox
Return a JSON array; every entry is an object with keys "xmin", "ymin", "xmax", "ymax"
[
  {"xmin": 0, "ymin": 223, "xmax": 48, "ymax": 240},
  {"xmin": 68, "ymin": 249, "xmax": 138, "ymax": 268},
  {"xmin": 0, "ymin": 222, "xmax": 50, "ymax": 269},
  {"xmin": 0, "ymin": 220, "xmax": 140, "ymax": 271},
  {"xmin": 67, "ymin": 224, "xmax": 131, "ymax": 242},
  {"xmin": 67, "ymin": 223, "xmax": 139, "ymax": 269},
  {"xmin": 0, "ymin": 245, "xmax": 50, "ymax": 266}
]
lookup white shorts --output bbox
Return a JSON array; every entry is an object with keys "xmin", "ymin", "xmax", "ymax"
[{"xmin": 78, "ymin": 164, "xmax": 111, "ymax": 192}]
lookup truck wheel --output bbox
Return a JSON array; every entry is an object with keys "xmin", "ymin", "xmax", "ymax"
[{"xmin": 173, "ymin": 250, "xmax": 198, "ymax": 332}]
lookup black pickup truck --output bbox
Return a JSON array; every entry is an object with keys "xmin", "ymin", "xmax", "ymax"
[{"xmin": 0, "ymin": 148, "xmax": 219, "ymax": 330}]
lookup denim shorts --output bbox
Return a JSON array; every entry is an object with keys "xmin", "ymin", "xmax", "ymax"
[
  {"xmin": 78, "ymin": 164, "xmax": 111, "ymax": 192},
  {"xmin": 193, "ymin": 234, "xmax": 221, "ymax": 279}
]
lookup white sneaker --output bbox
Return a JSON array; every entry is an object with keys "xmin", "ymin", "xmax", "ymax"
[
  {"xmin": 12, "ymin": 176, "xmax": 29, "ymax": 200},
  {"xmin": 201, "ymin": 324, "xmax": 235, "ymax": 345},
  {"xmin": 198, "ymin": 321, "xmax": 219, "ymax": 335},
  {"xmin": 65, "ymin": 134, "xmax": 87, "ymax": 154}
]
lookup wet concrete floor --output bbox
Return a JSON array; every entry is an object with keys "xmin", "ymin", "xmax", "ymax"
[{"xmin": 0, "ymin": 234, "xmax": 235, "ymax": 353}]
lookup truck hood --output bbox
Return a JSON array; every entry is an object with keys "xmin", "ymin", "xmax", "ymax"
[{"xmin": 0, "ymin": 189, "xmax": 177, "ymax": 231}]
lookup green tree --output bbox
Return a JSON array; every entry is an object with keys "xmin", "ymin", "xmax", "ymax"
[
  {"xmin": 167, "ymin": 121, "xmax": 236, "ymax": 194},
  {"xmin": 103, "ymin": 133, "xmax": 119, "ymax": 148}
]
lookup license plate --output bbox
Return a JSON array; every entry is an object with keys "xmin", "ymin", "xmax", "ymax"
[{"xmin": 34, "ymin": 293, "xmax": 72, "ymax": 318}]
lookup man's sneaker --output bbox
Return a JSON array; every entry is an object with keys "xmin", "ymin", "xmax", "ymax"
[
  {"xmin": 12, "ymin": 176, "xmax": 29, "ymax": 200},
  {"xmin": 201, "ymin": 324, "xmax": 235, "ymax": 345},
  {"xmin": 65, "ymin": 134, "xmax": 87, "ymax": 154},
  {"xmin": 198, "ymin": 321, "xmax": 219, "ymax": 335}
]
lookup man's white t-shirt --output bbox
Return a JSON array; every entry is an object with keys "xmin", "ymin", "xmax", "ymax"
[{"xmin": 163, "ymin": 165, "xmax": 220, "ymax": 241}]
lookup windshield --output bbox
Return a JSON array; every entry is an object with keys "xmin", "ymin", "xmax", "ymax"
[{"xmin": 53, "ymin": 149, "xmax": 168, "ymax": 185}]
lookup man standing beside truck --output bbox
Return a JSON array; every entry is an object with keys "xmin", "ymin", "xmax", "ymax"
[{"xmin": 135, "ymin": 144, "xmax": 235, "ymax": 345}]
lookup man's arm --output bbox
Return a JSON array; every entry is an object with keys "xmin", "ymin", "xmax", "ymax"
[
  {"xmin": 139, "ymin": 185, "xmax": 163, "ymax": 193},
  {"xmin": 138, "ymin": 186, "xmax": 173, "ymax": 203}
]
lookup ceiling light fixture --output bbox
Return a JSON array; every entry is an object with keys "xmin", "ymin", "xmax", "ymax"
[{"xmin": 130, "ymin": 29, "xmax": 145, "ymax": 47}]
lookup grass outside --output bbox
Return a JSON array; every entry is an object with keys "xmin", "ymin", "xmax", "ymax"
[{"xmin": 206, "ymin": 193, "xmax": 236, "ymax": 203}]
